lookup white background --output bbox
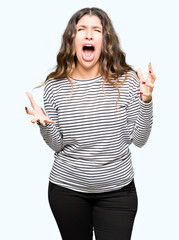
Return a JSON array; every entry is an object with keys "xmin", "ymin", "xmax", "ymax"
[{"xmin": 1, "ymin": 0, "xmax": 179, "ymax": 239}]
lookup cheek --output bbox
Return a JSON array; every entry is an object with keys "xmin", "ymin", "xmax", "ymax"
[
  {"xmin": 96, "ymin": 38, "xmax": 103, "ymax": 53},
  {"xmin": 74, "ymin": 41, "xmax": 80, "ymax": 54},
  {"xmin": 75, "ymin": 36, "xmax": 83, "ymax": 51}
]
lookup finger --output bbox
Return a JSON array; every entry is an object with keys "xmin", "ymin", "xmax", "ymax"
[
  {"xmin": 149, "ymin": 72, "xmax": 157, "ymax": 83},
  {"xmin": 25, "ymin": 106, "xmax": 34, "ymax": 116},
  {"xmin": 44, "ymin": 119, "xmax": 56, "ymax": 124},
  {"xmin": 40, "ymin": 119, "xmax": 53, "ymax": 126},
  {"xmin": 25, "ymin": 92, "xmax": 36, "ymax": 109},
  {"xmin": 140, "ymin": 91, "xmax": 152, "ymax": 99},
  {"xmin": 148, "ymin": 62, "xmax": 157, "ymax": 83},
  {"xmin": 142, "ymin": 82, "xmax": 154, "ymax": 89},
  {"xmin": 34, "ymin": 118, "xmax": 45, "ymax": 126},
  {"xmin": 40, "ymin": 120, "xmax": 46, "ymax": 126},
  {"xmin": 148, "ymin": 62, "xmax": 153, "ymax": 73},
  {"xmin": 137, "ymin": 68, "xmax": 145, "ymax": 83},
  {"xmin": 36, "ymin": 118, "xmax": 56, "ymax": 125},
  {"xmin": 31, "ymin": 117, "xmax": 37, "ymax": 124},
  {"xmin": 140, "ymin": 92, "xmax": 152, "ymax": 98},
  {"xmin": 44, "ymin": 116, "xmax": 56, "ymax": 124},
  {"xmin": 31, "ymin": 118, "xmax": 45, "ymax": 126}
]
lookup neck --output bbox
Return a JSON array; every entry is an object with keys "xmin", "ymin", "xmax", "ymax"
[{"xmin": 70, "ymin": 63, "xmax": 101, "ymax": 80}]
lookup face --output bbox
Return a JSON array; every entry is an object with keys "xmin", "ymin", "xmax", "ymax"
[{"xmin": 74, "ymin": 14, "xmax": 103, "ymax": 71}]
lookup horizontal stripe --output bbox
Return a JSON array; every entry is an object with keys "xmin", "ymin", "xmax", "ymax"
[{"xmin": 39, "ymin": 71, "xmax": 153, "ymax": 193}]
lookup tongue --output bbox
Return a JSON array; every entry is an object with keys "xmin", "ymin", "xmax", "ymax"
[{"xmin": 84, "ymin": 49, "xmax": 93, "ymax": 57}]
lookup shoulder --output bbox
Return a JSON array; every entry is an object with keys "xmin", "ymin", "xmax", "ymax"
[
  {"xmin": 118, "ymin": 71, "xmax": 140, "ymax": 100},
  {"xmin": 44, "ymin": 77, "xmax": 67, "ymax": 94},
  {"xmin": 44, "ymin": 78, "xmax": 61, "ymax": 90},
  {"xmin": 120, "ymin": 71, "xmax": 140, "ymax": 91},
  {"xmin": 126, "ymin": 71, "xmax": 139, "ymax": 84}
]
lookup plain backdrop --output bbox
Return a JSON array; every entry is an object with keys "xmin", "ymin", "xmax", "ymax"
[{"xmin": 1, "ymin": 0, "xmax": 179, "ymax": 239}]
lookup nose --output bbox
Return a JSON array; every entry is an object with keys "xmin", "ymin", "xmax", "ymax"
[{"xmin": 85, "ymin": 28, "xmax": 93, "ymax": 40}]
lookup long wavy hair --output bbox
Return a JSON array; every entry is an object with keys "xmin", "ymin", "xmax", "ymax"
[{"xmin": 39, "ymin": 7, "xmax": 136, "ymax": 107}]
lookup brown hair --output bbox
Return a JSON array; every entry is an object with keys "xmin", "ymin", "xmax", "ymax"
[{"xmin": 39, "ymin": 7, "xmax": 136, "ymax": 107}]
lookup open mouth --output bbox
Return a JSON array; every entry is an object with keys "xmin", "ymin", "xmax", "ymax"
[{"xmin": 82, "ymin": 44, "xmax": 95, "ymax": 59}]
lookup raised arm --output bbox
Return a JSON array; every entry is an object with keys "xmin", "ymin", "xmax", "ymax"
[
  {"xmin": 137, "ymin": 62, "xmax": 156, "ymax": 103},
  {"xmin": 25, "ymin": 82, "xmax": 63, "ymax": 152},
  {"xmin": 25, "ymin": 91, "xmax": 56, "ymax": 126},
  {"xmin": 127, "ymin": 63, "xmax": 156, "ymax": 147}
]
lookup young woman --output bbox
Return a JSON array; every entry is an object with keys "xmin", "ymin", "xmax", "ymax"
[{"xmin": 26, "ymin": 7, "xmax": 156, "ymax": 240}]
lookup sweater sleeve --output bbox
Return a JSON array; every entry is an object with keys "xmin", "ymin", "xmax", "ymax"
[
  {"xmin": 38, "ymin": 80, "xmax": 63, "ymax": 152},
  {"xmin": 126, "ymin": 73, "xmax": 153, "ymax": 148}
]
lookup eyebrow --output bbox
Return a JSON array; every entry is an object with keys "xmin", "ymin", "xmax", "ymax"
[{"xmin": 77, "ymin": 25, "xmax": 102, "ymax": 30}]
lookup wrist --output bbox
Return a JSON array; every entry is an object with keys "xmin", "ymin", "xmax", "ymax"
[
  {"xmin": 142, "ymin": 97, "xmax": 152, "ymax": 103},
  {"xmin": 140, "ymin": 94, "xmax": 152, "ymax": 103}
]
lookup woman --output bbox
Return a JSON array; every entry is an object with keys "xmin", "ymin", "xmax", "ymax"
[{"xmin": 26, "ymin": 7, "xmax": 156, "ymax": 240}]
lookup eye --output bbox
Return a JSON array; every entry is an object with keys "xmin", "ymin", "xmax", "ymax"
[
  {"xmin": 94, "ymin": 29, "xmax": 101, "ymax": 33},
  {"xmin": 78, "ymin": 28, "xmax": 84, "ymax": 31}
]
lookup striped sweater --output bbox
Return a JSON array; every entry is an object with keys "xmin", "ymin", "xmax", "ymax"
[{"xmin": 38, "ymin": 72, "xmax": 153, "ymax": 193}]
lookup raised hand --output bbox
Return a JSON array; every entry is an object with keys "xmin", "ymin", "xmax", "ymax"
[
  {"xmin": 137, "ymin": 62, "xmax": 156, "ymax": 103},
  {"xmin": 25, "ymin": 92, "xmax": 56, "ymax": 126}
]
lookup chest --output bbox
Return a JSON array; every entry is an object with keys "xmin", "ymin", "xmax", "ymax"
[{"xmin": 55, "ymin": 81, "xmax": 129, "ymax": 137}]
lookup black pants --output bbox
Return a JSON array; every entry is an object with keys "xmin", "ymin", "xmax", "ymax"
[{"xmin": 48, "ymin": 180, "xmax": 138, "ymax": 240}]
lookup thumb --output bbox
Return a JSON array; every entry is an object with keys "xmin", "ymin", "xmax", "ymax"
[{"xmin": 137, "ymin": 68, "xmax": 145, "ymax": 83}]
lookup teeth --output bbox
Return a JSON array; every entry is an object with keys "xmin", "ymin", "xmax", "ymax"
[{"xmin": 85, "ymin": 45, "xmax": 93, "ymax": 47}]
